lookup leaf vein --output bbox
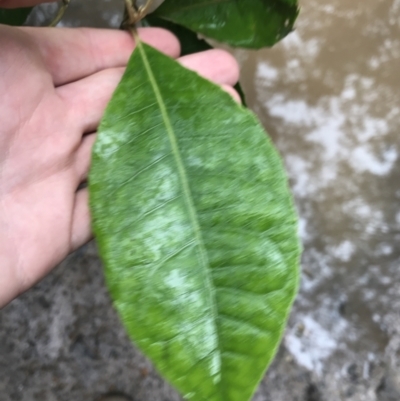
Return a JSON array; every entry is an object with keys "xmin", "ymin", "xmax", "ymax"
[
  {"xmin": 149, "ymin": 240, "xmax": 196, "ymax": 277},
  {"xmin": 108, "ymin": 153, "xmax": 170, "ymax": 198},
  {"xmin": 108, "ymin": 122, "xmax": 164, "ymax": 155},
  {"xmin": 215, "ymin": 285, "xmax": 282, "ymax": 298},
  {"xmin": 218, "ymin": 313, "xmax": 270, "ymax": 337}
]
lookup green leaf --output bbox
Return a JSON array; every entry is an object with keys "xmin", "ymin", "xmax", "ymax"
[
  {"xmin": 153, "ymin": 0, "xmax": 299, "ymax": 49},
  {"xmin": 89, "ymin": 42, "xmax": 300, "ymax": 401},
  {"xmin": 143, "ymin": 15, "xmax": 246, "ymax": 104},
  {"xmin": 143, "ymin": 15, "xmax": 213, "ymax": 56},
  {"xmin": 0, "ymin": 7, "xmax": 31, "ymax": 26}
]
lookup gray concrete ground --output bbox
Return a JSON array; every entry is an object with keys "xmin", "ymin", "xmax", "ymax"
[{"xmin": 1, "ymin": 0, "xmax": 400, "ymax": 400}]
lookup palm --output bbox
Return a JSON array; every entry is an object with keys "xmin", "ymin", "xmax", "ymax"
[
  {"xmin": 1, "ymin": 26, "xmax": 82, "ymax": 305},
  {"xmin": 0, "ymin": 24, "xmax": 239, "ymax": 307}
]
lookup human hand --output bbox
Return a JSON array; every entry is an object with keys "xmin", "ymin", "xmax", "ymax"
[{"xmin": 0, "ymin": 24, "xmax": 240, "ymax": 307}]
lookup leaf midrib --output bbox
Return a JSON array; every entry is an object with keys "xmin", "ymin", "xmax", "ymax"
[{"xmin": 136, "ymin": 39, "xmax": 222, "ymax": 385}]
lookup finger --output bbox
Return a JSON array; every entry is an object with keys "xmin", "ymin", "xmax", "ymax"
[
  {"xmin": 70, "ymin": 189, "xmax": 92, "ymax": 252},
  {"xmin": 57, "ymin": 67, "xmax": 125, "ymax": 134},
  {"xmin": 0, "ymin": 0, "xmax": 55, "ymax": 7},
  {"xmin": 179, "ymin": 49, "xmax": 240, "ymax": 86},
  {"xmin": 21, "ymin": 27, "xmax": 180, "ymax": 86},
  {"xmin": 221, "ymin": 84, "xmax": 242, "ymax": 104},
  {"xmin": 59, "ymin": 47, "xmax": 241, "ymax": 135},
  {"xmin": 74, "ymin": 133, "xmax": 96, "ymax": 184}
]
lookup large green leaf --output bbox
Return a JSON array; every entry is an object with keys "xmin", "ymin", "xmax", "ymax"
[
  {"xmin": 153, "ymin": 0, "xmax": 299, "ymax": 49},
  {"xmin": 89, "ymin": 42, "xmax": 300, "ymax": 401},
  {"xmin": 0, "ymin": 7, "xmax": 31, "ymax": 26},
  {"xmin": 143, "ymin": 15, "xmax": 246, "ymax": 104}
]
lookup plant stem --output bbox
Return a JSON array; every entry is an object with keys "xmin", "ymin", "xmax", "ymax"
[
  {"xmin": 49, "ymin": 0, "xmax": 70, "ymax": 27},
  {"xmin": 138, "ymin": 0, "xmax": 155, "ymax": 17},
  {"xmin": 123, "ymin": 0, "xmax": 154, "ymax": 28}
]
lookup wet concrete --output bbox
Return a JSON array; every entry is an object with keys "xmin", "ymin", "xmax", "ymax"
[{"xmin": 1, "ymin": 0, "xmax": 400, "ymax": 400}]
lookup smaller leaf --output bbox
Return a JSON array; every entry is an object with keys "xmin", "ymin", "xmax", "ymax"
[
  {"xmin": 153, "ymin": 0, "xmax": 299, "ymax": 49},
  {"xmin": 143, "ymin": 15, "xmax": 246, "ymax": 104},
  {"xmin": 0, "ymin": 7, "xmax": 31, "ymax": 26},
  {"xmin": 143, "ymin": 15, "xmax": 212, "ymax": 56}
]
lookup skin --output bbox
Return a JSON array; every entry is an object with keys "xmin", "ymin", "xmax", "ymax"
[{"xmin": 0, "ymin": 2, "xmax": 240, "ymax": 308}]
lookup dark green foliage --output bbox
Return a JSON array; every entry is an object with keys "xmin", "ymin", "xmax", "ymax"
[
  {"xmin": 154, "ymin": 0, "xmax": 299, "ymax": 48},
  {"xmin": 143, "ymin": 15, "xmax": 246, "ymax": 104},
  {"xmin": 0, "ymin": 7, "xmax": 31, "ymax": 26}
]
